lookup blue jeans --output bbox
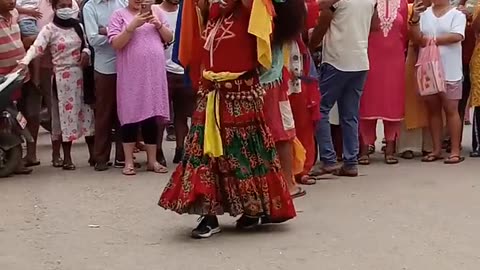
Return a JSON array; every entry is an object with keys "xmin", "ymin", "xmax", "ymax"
[
  {"xmin": 18, "ymin": 19, "xmax": 38, "ymax": 37},
  {"xmin": 316, "ymin": 63, "xmax": 367, "ymax": 168}
]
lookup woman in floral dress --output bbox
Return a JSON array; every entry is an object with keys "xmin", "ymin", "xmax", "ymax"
[{"xmin": 17, "ymin": 0, "xmax": 94, "ymax": 170}]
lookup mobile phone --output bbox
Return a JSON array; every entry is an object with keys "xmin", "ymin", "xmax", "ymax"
[{"xmin": 141, "ymin": 2, "xmax": 153, "ymax": 14}]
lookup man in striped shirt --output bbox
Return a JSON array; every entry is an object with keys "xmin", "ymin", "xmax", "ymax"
[{"xmin": 0, "ymin": 0, "xmax": 32, "ymax": 174}]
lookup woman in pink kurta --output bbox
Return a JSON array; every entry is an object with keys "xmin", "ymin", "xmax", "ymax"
[
  {"xmin": 358, "ymin": 0, "xmax": 408, "ymax": 165},
  {"xmin": 108, "ymin": 1, "xmax": 173, "ymax": 175}
]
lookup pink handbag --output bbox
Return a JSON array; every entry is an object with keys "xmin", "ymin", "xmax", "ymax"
[{"xmin": 415, "ymin": 38, "xmax": 446, "ymax": 96}]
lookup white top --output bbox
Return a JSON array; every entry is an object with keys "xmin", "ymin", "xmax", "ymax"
[
  {"xmin": 322, "ymin": 0, "xmax": 376, "ymax": 72},
  {"xmin": 420, "ymin": 7, "xmax": 466, "ymax": 82},
  {"xmin": 162, "ymin": 7, "xmax": 183, "ymax": 74},
  {"xmin": 17, "ymin": 0, "xmax": 40, "ymax": 21},
  {"xmin": 83, "ymin": 0, "xmax": 127, "ymax": 74}
]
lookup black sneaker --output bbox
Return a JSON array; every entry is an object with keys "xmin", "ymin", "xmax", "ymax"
[
  {"xmin": 94, "ymin": 162, "xmax": 109, "ymax": 171},
  {"xmin": 191, "ymin": 216, "xmax": 221, "ymax": 239},
  {"xmin": 235, "ymin": 215, "xmax": 261, "ymax": 230},
  {"xmin": 173, "ymin": 147, "xmax": 184, "ymax": 164}
]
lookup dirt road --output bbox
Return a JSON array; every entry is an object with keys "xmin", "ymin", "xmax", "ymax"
[{"xmin": 1, "ymin": 130, "xmax": 480, "ymax": 270}]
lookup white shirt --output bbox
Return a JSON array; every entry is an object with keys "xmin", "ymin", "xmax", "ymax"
[
  {"xmin": 322, "ymin": 0, "xmax": 376, "ymax": 72},
  {"xmin": 420, "ymin": 7, "xmax": 466, "ymax": 81},
  {"xmin": 83, "ymin": 0, "xmax": 127, "ymax": 74},
  {"xmin": 162, "ymin": 7, "xmax": 183, "ymax": 74}
]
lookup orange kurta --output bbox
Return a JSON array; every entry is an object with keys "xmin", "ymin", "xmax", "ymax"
[{"xmin": 404, "ymin": 3, "xmax": 428, "ymax": 130}]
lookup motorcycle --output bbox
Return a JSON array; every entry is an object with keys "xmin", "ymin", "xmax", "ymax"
[{"xmin": 0, "ymin": 71, "xmax": 34, "ymax": 177}]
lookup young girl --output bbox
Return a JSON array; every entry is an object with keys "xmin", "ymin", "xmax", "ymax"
[
  {"xmin": 17, "ymin": 0, "xmax": 95, "ymax": 170},
  {"xmin": 410, "ymin": 0, "xmax": 466, "ymax": 164}
]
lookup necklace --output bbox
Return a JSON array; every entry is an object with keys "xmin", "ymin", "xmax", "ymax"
[{"xmin": 377, "ymin": 0, "xmax": 401, "ymax": 37}]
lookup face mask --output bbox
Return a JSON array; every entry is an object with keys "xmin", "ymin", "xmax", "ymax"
[{"xmin": 55, "ymin": 7, "xmax": 79, "ymax": 20}]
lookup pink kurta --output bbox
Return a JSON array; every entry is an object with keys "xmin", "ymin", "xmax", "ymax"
[{"xmin": 360, "ymin": 0, "xmax": 408, "ymax": 121}]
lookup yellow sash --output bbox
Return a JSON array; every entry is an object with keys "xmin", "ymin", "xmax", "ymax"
[{"xmin": 202, "ymin": 70, "xmax": 245, "ymax": 157}]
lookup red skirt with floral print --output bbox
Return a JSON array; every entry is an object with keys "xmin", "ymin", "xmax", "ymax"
[{"xmin": 159, "ymin": 75, "xmax": 296, "ymax": 221}]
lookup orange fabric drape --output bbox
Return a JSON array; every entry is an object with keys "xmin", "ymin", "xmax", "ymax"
[{"xmin": 178, "ymin": 0, "xmax": 203, "ymax": 89}]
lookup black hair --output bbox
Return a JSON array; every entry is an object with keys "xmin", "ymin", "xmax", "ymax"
[{"xmin": 272, "ymin": 0, "xmax": 307, "ymax": 45}]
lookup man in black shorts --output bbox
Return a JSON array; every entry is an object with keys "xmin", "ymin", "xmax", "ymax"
[{"xmin": 158, "ymin": 0, "xmax": 195, "ymax": 164}]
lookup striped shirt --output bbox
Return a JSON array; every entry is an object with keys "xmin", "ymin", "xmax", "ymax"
[{"xmin": 0, "ymin": 9, "xmax": 26, "ymax": 75}]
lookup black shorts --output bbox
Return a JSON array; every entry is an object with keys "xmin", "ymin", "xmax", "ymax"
[{"xmin": 167, "ymin": 72, "xmax": 195, "ymax": 118}]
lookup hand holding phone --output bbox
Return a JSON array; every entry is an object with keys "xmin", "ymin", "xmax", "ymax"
[{"xmin": 141, "ymin": 2, "xmax": 153, "ymax": 15}]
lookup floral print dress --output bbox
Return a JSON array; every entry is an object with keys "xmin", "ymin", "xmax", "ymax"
[{"xmin": 21, "ymin": 23, "xmax": 94, "ymax": 142}]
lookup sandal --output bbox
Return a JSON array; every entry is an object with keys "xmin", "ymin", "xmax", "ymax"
[
  {"xmin": 421, "ymin": 154, "xmax": 443, "ymax": 162},
  {"xmin": 368, "ymin": 144, "xmax": 375, "ymax": 155},
  {"xmin": 400, "ymin": 150, "xmax": 415, "ymax": 160},
  {"xmin": 384, "ymin": 155, "xmax": 399, "ymax": 165},
  {"xmin": 444, "ymin": 155, "xmax": 465, "ymax": 164},
  {"xmin": 52, "ymin": 157, "xmax": 64, "ymax": 168},
  {"xmin": 358, "ymin": 155, "xmax": 370, "ymax": 165},
  {"xmin": 290, "ymin": 187, "xmax": 307, "ymax": 199},
  {"xmin": 296, "ymin": 175, "xmax": 316, "ymax": 185},
  {"xmin": 62, "ymin": 163, "xmax": 76, "ymax": 171},
  {"xmin": 122, "ymin": 165, "xmax": 136, "ymax": 176},
  {"xmin": 147, "ymin": 162, "xmax": 168, "ymax": 174}
]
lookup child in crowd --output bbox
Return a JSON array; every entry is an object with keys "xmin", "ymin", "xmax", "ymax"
[{"xmin": 16, "ymin": 0, "xmax": 41, "ymax": 85}]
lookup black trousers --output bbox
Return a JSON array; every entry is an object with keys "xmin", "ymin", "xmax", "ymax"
[
  {"xmin": 459, "ymin": 65, "xmax": 471, "ymax": 122},
  {"xmin": 472, "ymin": 107, "xmax": 480, "ymax": 153},
  {"xmin": 120, "ymin": 117, "xmax": 158, "ymax": 144}
]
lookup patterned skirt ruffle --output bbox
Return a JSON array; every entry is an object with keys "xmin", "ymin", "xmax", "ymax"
[{"xmin": 159, "ymin": 76, "xmax": 296, "ymax": 221}]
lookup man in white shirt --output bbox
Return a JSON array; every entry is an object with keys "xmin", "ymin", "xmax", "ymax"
[
  {"xmin": 310, "ymin": 0, "xmax": 376, "ymax": 177},
  {"xmin": 83, "ymin": 0, "xmax": 127, "ymax": 171},
  {"xmin": 158, "ymin": 0, "xmax": 195, "ymax": 164}
]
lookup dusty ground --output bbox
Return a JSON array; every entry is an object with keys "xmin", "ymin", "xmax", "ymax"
[{"xmin": 1, "ymin": 127, "xmax": 480, "ymax": 270}]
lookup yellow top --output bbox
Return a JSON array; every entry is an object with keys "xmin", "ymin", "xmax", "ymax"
[{"xmin": 248, "ymin": 0, "xmax": 273, "ymax": 69}]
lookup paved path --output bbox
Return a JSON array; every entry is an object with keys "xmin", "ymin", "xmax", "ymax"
[{"xmin": 1, "ymin": 128, "xmax": 479, "ymax": 270}]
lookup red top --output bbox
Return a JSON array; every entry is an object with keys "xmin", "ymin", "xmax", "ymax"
[
  {"xmin": 202, "ymin": 5, "xmax": 257, "ymax": 73},
  {"xmin": 305, "ymin": 0, "xmax": 319, "ymax": 29}
]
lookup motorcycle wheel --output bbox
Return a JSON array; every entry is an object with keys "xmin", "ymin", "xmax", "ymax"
[{"xmin": 0, "ymin": 144, "xmax": 22, "ymax": 178}]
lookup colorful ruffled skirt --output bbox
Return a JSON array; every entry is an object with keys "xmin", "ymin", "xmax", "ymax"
[{"xmin": 158, "ymin": 74, "xmax": 296, "ymax": 221}]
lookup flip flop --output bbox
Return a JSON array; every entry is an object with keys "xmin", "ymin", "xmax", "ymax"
[
  {"xmin": 290, "ymin": 187, "xmax": 306, "ymax": 199},
  {"xmin": 297, "ymin": 175, "xmax": 316, "ymax": 185},
  {"xmin": 147, "ymin": 162, "xmax": 168, "ymax": 174},
  {"xmin": 444, "ymin": 155, "xmax": 465, "ymax": 164},
  {"xmin": 421, "ymin": 154, "xmax": 443, "ymax": 162},
  {"xmin": 122, "ymin": 165, "xmax": 136, "ymax": 176}
]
